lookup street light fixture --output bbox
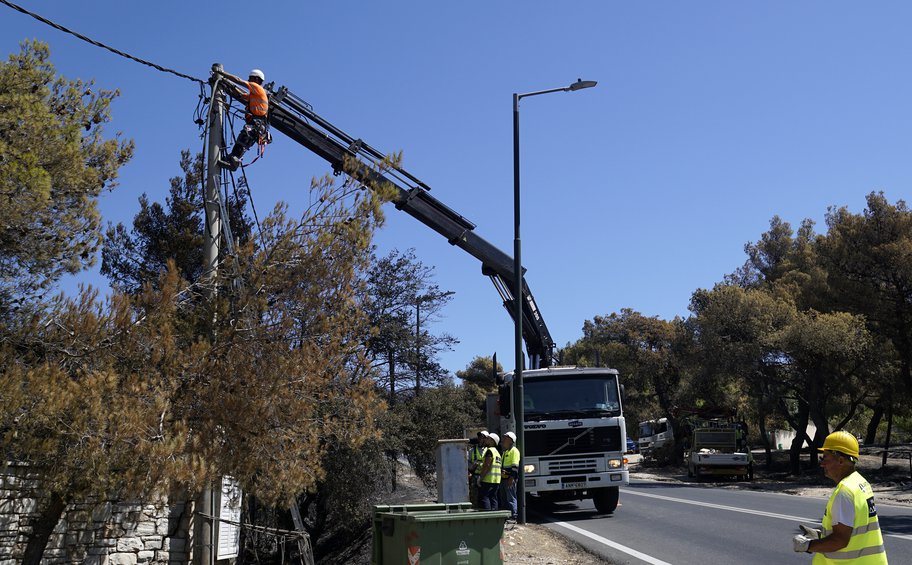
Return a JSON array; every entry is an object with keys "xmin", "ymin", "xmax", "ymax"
[{"xmin": 512, "ymin": 78, "xmax": 596, "ymax": 524}]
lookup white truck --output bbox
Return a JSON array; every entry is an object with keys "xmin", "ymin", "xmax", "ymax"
[
  {"xmin": 491, "ymin": 366, "xmax": 629, "ymax": 514},
  {"xmin": 637, "ymin": 417, "xmax": 674, "ymax": 459},
  {"xmin": 686, "ymin": 425, "xmax": 752, "ymax": 481}
]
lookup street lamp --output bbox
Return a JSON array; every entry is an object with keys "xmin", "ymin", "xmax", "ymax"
[
  {"xmin": 415, "ymin": 290, "xmax": 456, "ymax": 394},
  {"xmin": 513, "ymin": 78, "xmax": 596, "ymax": 524}
]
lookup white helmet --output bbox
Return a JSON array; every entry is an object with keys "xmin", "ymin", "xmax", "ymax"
[
  {"xmin": 488, "ymin": 433, "xmax": 500, "ymax": 444},
  {"xmin": 505, "ymin": 431, "xmax": 516, "ymax": 442},
  {"xmin": 249, "ymin": 69, "xmax": 265, "ymax": 82}
]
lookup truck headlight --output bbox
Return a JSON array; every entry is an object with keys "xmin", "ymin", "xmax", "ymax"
[
  {"xmin": 524, "ymin": 463, "xmax": 536, "ymax": 474},
  {"xmin": 608, "ymin": 458, "xmax": 622, "ymax": 468}
]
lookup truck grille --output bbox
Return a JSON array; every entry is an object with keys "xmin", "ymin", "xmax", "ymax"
[
  {"xmin": 525, "ymin": 426, "xmax": 621, "ymax": 457},
  {"xmin": 545, "ymin": 458, "xmax": 599, "ymax": 474}
]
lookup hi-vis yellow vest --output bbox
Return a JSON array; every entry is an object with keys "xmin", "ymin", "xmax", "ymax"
[
  {"xmin": 814, "ymin": 471, "xmax": 887, "ymax": 564},
  {"xmin": 481, "ymin": 447, "xmax": 502, "ymax": 484},
  {"xmin": 470, "ymin": 445, "xmax": 485, "ymax": 475}
]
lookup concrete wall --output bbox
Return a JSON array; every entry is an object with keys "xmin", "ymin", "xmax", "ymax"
[{"xmin": 0, "ymin": 463, "xmax": 192, "ymax": 565}]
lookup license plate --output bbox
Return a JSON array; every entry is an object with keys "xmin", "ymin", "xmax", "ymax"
[{"xmin": 563, "ymin": 481, "xmax": 585, "ymax": 489}]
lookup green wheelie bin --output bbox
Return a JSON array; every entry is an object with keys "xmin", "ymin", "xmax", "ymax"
[{"xmin": 372, "ymin": 502, "xmax": 510, "ymax": 564}]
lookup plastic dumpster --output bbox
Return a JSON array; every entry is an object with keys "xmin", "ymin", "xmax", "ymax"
[{"xmin": 372, "ymin": 502, "xmax": 510, "ymax": 565}]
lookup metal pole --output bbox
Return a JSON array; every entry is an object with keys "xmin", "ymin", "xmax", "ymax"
[
  {"xmin": 416, "ymin": 298, "xmax": 421, "ymax": 395},
  {"xmin": 512, "ymin": 92, "xmax": 526, "ymax": 524}
]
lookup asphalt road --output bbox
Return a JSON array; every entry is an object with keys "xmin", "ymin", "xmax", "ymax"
[{"xmin": 534, "ymin": 480, "xmax": 912, "ymax": 565}]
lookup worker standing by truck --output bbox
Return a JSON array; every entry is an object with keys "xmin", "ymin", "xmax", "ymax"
[
  {"xmin": 792, "ymin": 431, "xmax": 888, "ymax": 563},
  {"xmin": 467, "ymin": 431, "xmax": 487, "ymax": 508},
  {"xmin": 499, "ymin": 431, "xmax": 520, "ymax": 521},
  {"xmin": 477, "ymin": 433, "xmax": 502, "ymax": 510}
]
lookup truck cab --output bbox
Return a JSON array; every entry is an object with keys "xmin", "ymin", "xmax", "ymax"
[{"xmin": 494, "ymin": 366, "xmax": 629, "ymax": 514}]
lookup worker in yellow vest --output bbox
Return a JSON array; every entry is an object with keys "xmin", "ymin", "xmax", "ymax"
[
  {"xmin": 499, "ymin": 431, "xmax": 520, "ymax": 521},
  {"xmin": 476, "ymin": 432, "xmax": 502, "ymax": 510},
  {"xmin": 792, "ymin": 431, "xmax": 888, "ymax": 563},
  {"xmin": 467, "ymin": 431, "xmax": 487, "ymax": 507}
]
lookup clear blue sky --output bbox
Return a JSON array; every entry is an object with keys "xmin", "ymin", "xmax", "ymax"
[{"xmin": 3, "ymin": 2, "xmax": 910, "ymax": 375}]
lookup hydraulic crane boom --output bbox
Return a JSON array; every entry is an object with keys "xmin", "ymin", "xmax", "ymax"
[{"xmin": 215, "ymin": 71, "xmax": 555, "ymax": 367}]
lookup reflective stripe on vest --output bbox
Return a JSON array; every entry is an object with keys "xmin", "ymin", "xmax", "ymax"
[
  {"xmin": 814, "ymin": 471, "xmax": 887, "ymax": 565},
  {"xmin": 482, "ymin": 447, "xmax": 502, "ymax": 484},
  {"xmin": 245, "ymin": 81, "xmax": 268, "ymax": 118}
]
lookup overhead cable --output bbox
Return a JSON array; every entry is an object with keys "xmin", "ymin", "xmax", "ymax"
[{"xmin": 0, "ymin": 0, "xmax": 204, "ymax": 84}]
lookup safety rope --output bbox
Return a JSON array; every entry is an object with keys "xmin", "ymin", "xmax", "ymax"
[{"xmin": 0, "ymin": 0, "xmax": 204, "ymax": 84}]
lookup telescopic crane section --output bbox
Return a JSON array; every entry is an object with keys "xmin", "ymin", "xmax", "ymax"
[{"xmin": 214, "ymin": 72, "xmax": 555, "ymax": 367}]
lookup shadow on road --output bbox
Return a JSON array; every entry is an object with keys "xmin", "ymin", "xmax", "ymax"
[{"xmin": 879, "ymin": 514, "xmax": 912, "ymax": 535}]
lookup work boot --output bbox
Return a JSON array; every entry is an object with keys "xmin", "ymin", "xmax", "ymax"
[{"xmin": 218, "ymin": 155, "xmax": 240, "ymax": 171}]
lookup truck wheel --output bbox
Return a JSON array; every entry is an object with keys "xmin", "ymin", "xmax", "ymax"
[{"xmin": 593, "ymin": 487, "xmax": 619, "ymax": 514}]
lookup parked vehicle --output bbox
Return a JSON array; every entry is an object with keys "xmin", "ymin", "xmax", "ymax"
[
  {"xmin": 686, "ymin": 421, "xmax": 752, "ymax": 481},
  {"xmin": 638, "ymin": 417, "xmax": 673, "ymax": 459},
  {"xmin": 626, "ymin": 437, "xmax": 638, "ymax": 454}
]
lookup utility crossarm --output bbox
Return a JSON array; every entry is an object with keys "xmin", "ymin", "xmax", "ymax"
[{"xmin": 214, "ymin": 71, "xmax": 555, "ymax": 367}]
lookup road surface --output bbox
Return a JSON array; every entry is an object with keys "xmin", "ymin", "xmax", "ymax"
[{"xmin": 534, "ymin": 480, "xmax": 912, "ymax": 564}]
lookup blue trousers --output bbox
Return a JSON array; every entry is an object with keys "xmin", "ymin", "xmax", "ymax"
[
  {"xmin": 479, "ymin": 482, "xmax": 499, "ymax": 510},
  {"xmin": 499, "ymin": 478, "xmax": 517, "ymax": 518}
]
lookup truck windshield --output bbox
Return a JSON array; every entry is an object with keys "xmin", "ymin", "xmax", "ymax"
[{"xmin": 524, "ymin": 376, "xmax": 621, "ymax": 420}]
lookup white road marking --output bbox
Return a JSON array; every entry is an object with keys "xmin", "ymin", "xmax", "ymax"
[
  {"xmin": 549, "ymin": 520, "xmax": 673, "ymax": 565},
  {"xmin": 622, "ymin": 489, "xmax": 912, "ymax": 541},
  {"xmin": 621, "ymin": 489, "xmax": 817, "ymax": 522}
]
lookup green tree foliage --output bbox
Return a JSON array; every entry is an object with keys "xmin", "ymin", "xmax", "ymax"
[
  {"xmin": 819, "ymin": 193, "xmax": 912, "ymax": 393},
  {"xmin": 455, "ymin": 355, "xmax": 502, "ymax": 415},
  {"xmin": 361, "ymin": 248, "xmax": 456, "ymax": 403},
  {"xmin": 101, "ymin": 150, "xmax": 251, "ymax": 294},
  {"xmin": 0, "ymin": 40, "xmax": 133, "ymax": 313},
  {"xmin": 563, "ymin": 309, "xmax": 694, "ymax": 456},
  {"xmin": 1, "ymin": 166, "xmax": 389, "ymax": 562},
  {"xmin": 387, "ymin": 385, "xmax": 479, "ymax": 488}
]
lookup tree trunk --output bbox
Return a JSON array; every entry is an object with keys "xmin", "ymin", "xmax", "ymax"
[
  {"xmin": 865, "ymin": 402, "xmax": 884, "ymax": 446},
  {"xmin": 788, "ymin": 401, "xmax": 810, "ymax": 475},
  {"xmin": 388, "ymin": 350, "xmax": 395, "ymax": 407},
  {"xmin": 882, "ymin": 397, "xmax": 894, "ymax": 469},
  {"xmin": 757, "ymin": 416, "xmax": 772, "ymax": 470},
  {"xmin": 22, "ymin": 491, "xmax": 67, "ymax": 565}
]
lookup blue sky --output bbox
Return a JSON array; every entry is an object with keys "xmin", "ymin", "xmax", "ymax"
[{"xmin": 3, "ymin": 2, "xmax": 910, "ymax": 375}]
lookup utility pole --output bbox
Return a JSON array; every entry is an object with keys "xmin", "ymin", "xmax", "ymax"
[
  {"xmin": 195, "ymin": 62, "xmax": 225, "ymax": 565},
  {"xmin": 204, "ymin": 63, "xmax": 224, "ymax": 283}
]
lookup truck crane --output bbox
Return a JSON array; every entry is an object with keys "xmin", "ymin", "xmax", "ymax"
[
  {"xmin": 213, "ymin": 69, "xmax": 629, "ymax": 513},
  {"xmin": 213, "ymin": 68, "xmax": 554, "ymax": 369}
]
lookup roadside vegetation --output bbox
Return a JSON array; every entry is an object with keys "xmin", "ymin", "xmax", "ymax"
[{"xmin": 1, "ymin": 40, "xmax": 909, "ymax": 564}]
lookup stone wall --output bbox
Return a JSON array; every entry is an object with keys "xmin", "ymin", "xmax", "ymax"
[{"xmin": 0, "ymin": 463, "xmax": 192, "ymax": 565}]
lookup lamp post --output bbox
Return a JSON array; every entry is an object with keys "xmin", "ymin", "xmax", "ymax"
[
  {"xmin": 513, "ymin": 78, "xmax": 596, "ymax": 524},
  {"xmin": 415, "ymin": 290, "xmax": 455, "ymax": 394}
]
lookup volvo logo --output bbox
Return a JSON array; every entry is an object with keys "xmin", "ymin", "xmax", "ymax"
[
  {"xmin": 525, "ymin": 424, "xmax": 546, "ymax": 429},
  {"xmin": 568, "ymin": 420, "xmax": 584, "ymax": 427}
]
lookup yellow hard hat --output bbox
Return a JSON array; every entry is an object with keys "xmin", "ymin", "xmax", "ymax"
[{"xmin": 818, "ymin": 430, "xmax": 859, "ymax": 459}]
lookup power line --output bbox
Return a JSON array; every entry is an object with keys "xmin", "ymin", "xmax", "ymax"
[{"xmin": 0, "ymin": 0, "xmax": 204, "ymax": 84}]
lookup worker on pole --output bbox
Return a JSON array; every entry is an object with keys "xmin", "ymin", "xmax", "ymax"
[
  {"xmin": 218, "ymin": 69, "xmax": 269, "ymax": 171},
  {"xmin": 792, "ymin": 431, "xmax": 888, "ymax": 563}
]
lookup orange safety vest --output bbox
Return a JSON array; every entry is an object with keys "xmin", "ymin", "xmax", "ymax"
[{"xmin": 244, "ymin": 81, "xmax": 268, "ymax": 120}]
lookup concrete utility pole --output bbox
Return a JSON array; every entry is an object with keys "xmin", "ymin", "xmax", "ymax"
[
  {"xmin": 204, "ymin": 63, "xmax": 225, "ymax": 283},
  {"xmin": 195, "ymin": 62, "xmax": 225, "ymax": 565}
]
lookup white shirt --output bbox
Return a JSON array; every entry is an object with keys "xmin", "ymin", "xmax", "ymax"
[{"xmin": 830, "ymin": 489, "xmax": 856, "ymax": 527}]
